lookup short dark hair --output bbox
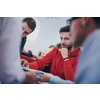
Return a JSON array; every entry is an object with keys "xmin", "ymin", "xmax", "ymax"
[
  {"xmin": 59, "ymin": 25, "xmax": 70, "ymax": 33},
  {"xmin": 67, "ymin": 17, "xmax": 100, "ymax": 27},
  {"xmin": 92, "ymin": 17, "xmax": 100, "ymax": 27},
  {"xmin": 23, "ymin": 17, "xmax": 36, "ymax": 32}
]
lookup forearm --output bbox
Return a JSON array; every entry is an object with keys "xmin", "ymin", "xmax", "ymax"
[
  {"xmin": 29, "ymin": 58, "xmax": 51, "ymax": 70},
  {"xmin": 49, "ymin": 76, "xmax": 74, "ymax": 84}
]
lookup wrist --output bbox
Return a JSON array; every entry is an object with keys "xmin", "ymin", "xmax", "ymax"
[
  {"xmin": 47, "ymin": 76, "xmax": 51, "ymax": 82},
  {"xmin": 64, "ymin": 57, "xmax": 69, "ymax": 61},
  {"xmin": 63, "ymin": 55, "xmax": 68, "ymax": 58}
]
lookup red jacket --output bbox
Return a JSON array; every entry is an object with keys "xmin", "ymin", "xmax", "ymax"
[{"xmin": 29, "ymin": 47, "xmax": 81, "ymax": 81}]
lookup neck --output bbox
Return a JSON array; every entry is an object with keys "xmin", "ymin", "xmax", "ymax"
[{"xmin": 68, "ymin": 47, "xmax": 75, "ymax": 54}]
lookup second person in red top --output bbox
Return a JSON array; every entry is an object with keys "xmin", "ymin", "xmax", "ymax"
[{"xmin": 21, "ymin": 25, "xmax": 81, "ymax": 81}]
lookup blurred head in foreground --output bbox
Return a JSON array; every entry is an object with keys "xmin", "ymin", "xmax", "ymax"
[{"xmin": 67, "ymin": 17, "xmax": 100, "ymax": 47}]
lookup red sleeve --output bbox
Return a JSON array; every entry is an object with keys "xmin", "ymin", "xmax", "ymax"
[
  {"xmin": 29, "ymin": 48, "xmax": 56, "ymax": 70},
  {"xmin": 20, "ymin": 55, "xmax": 35, "ymax": 63},
  {"xmin": 64, "ymin": 58, "xmax": 78, "ymax": 81}
]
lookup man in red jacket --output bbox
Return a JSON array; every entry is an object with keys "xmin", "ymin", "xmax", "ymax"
[{"xmin": 21, "ymin": 25, "xmax": 81, "ymax": 81}]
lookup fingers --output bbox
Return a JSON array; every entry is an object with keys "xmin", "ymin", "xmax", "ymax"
[
  {"xmin": 59, "ymin": 49, "xmax": 61, "ymax": 53},
  {"xmin": 21, "ymin": 59, "xmax": 29, "ymax": 67},
  {"xmin": 37, "ymin": 74, "xmax": 50, "ymax": 82},
  {"xmin": 21, "ymin": 59, "xmax": 24, "ymax": 65},
  {"xmin": 59, "ymin": 49, "xmax": 61, "ymax": 52},
  {"xmin": 59, "ymin": 48, "xmax": 69, "ymax": 58}
]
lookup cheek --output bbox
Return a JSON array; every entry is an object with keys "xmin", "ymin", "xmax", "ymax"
[
  {"xmin": 65, "ymin": 40, "xmax": 72, "ymax": 45},
  {"xmin": 70, "ymin": 24, "xmax": 76, "ymax": 38},
  {"xmin": 71, "ymin": 22, "xmax": 82, "ymax": 42},
  {"xmin": 70, "ymin": 28, "xmax": 79, "ymax": 46},
  {"xmin": 60, "ymin": 39, "xmax": 62, "ymax": 43},
  {"xmin": 70, "ymin": 27, "xmax": 76, "ymax": 42}
]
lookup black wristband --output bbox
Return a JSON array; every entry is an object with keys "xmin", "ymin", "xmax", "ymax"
[{"xmin": 64, "ymin": 57, "xmax": 69, "ymax": 60}]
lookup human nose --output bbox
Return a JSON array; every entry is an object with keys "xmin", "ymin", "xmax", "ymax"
[
  {"xmin": 61, "ymin": 39, "xmax": 65, "ymax": 44},
  {"xmin": 22, "ymin": 29, "xmax": 25, "ymax": 34}
]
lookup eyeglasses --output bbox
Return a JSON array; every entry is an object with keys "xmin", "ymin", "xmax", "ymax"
[{"xmin": 67, "ymin": 17, "xmax": 82, "ymax": 24}]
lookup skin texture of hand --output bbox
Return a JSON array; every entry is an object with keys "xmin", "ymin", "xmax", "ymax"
[
  {"xmin": 34, "ymin": 71, "xmax": 51, "ymax": 83},
  {"xmin": 23, "ymin": 71, "xmax": 38, "ymax": 84},
  {"xmin": 21, "ymin": 59, "xmax": 29, "ymax": 67},
  {"xmin": 38, "ymin": 74, "xmax": 51, "ymax": 83},
  {"xmin": 59, "ymin": 48, "xmax": 69, "ymax": 58}
]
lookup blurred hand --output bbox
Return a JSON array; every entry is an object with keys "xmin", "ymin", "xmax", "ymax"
[
  {"xmin": 36, "ymin": 73, "xmax": 51, "ymax": 83},
  {"xmin": 21, "ymin": 59, "xmax": 29, "ymax": 68},
  {"xmin": 59, "ymin": 48, "xmax": 68, "ymax": 58},
  {"xmin": 24, "ymin": 71, "xmax": 38, "ymax": 84}
]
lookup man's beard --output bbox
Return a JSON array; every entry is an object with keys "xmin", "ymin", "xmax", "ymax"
[
  {"xmin": 67, "ymin": 45, "xmax": 72, "ymax": 50},
  {"xmin": 61, "ymin": 44, "xmax": 72, "ymax": 50}
]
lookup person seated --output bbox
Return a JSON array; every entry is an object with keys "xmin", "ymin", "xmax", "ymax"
[
  {"xmin": 21, "ymin": 25, "xmax": 81, "ymax": 82},
  {"xmin": 36, "ymin": 17, "xmax": 100, "ymax": 84}
]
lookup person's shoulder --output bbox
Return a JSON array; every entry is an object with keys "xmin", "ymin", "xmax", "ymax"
[
  {"xmin": 76, "ymin": 47, "xmax": 81, "ymax": 51},
  {"xmin": 52, "ymin": 47, "xmax": 59, "ymax": 51},
  {"xmin": 48, "ymin": 47, "xmax": 59, "ymax": 54},
  {"xmin": 74, "ymin": 47, "xmax": 81, "ymax": 52}
]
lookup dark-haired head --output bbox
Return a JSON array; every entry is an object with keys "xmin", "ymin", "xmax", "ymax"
[
  {"xmin": 59, "ymin": 25, "xmax": 73, "ymax": 49},
  {"xmin": 22, "ymin": 17, "xmax": 36, "ymax": 37},
  {"xmin": 23, "ymin": 17, "xmax": 36, "ymax": 32},
  {"xmin": 67, "ymin": 17, "xmax": 100, "ymax": 47},
  {"xmin": 59, "ymin": 25, "xmax": 70, "ymax": 33}
]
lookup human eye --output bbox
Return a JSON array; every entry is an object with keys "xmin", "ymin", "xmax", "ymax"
[
  {"xmin": 65, "ymin": 37, "xmax": 69, "ymax": 40},
  {"xmin": 24, "ymin": 31, "xmax": 29, "ymax": 34}
]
